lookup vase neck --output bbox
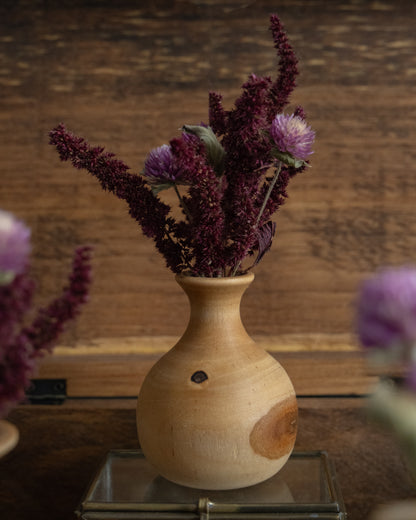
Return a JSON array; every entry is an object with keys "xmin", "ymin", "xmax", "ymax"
[{"xmin": 175, "ymin": 274, "xmax": 254, "ymax": 349}]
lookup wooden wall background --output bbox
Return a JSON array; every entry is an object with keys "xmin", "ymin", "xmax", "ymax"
[{"xmin": 1, "ymin": 0, "xmax": 415, "ymax": 397}]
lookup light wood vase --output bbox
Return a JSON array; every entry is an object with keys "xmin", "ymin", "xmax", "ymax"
[{"xmin": 136, "ymin": 273, "xmax": 297, "ymax": 490}]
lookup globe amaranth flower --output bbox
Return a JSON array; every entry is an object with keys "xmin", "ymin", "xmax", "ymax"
[
  {"xmin": 356, "ymin": 267, "xmax": 416, "ymax": 350},
  {"xmin": 270, "ymin": 113, "xmax": 315, "ymax": 165},
  {"xmin": 143, "ymin": 144, "xmax": 183, "ymax": 193},
  {"xmin": 0, "ymin": 210, "xmax": 31, "ymax": 285},
  {"xmin": 356, "ymin": 266, "xmax": 416, "ymax": 393}
]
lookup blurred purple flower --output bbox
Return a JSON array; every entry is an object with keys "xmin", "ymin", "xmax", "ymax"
[
  {"xmin": 270, "ymin": 114, "xmax": 315, "ymax": 161},
  {"xmin": 0, "ymin": 210, "xmax": 31, "ymax": 283},
  {"xmin": 356, "ymin": 267, "xmax": 416, "ymax": 349},
  {"xmin": 0, "ymin": 235, "xmax": 93, "ymax": 418}
]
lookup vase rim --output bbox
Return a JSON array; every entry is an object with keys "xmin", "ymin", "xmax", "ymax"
[{"xmin": 175, "ymin": 272, "xmax": 255, "ymax": 286}]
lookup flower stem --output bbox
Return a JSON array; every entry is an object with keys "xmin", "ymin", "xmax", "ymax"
[
  {"xmin": 164, "ymin": 226, "xmax": 193, "ymax": 272},
  {"xmin": 231, "ymin": 162, "xmax": 282, "ymax": 276},
  {"xmin": 255, "ymin": 162, "xmax": 282, "ymax": 227},
  {"xmin": 174, "ymin": 184, "xmax": 193, "ymax": 223}
]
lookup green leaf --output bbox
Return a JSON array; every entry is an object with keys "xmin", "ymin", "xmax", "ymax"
[
  {"xmin": 271, "ymin": 149, "xmax": 308, "ymax": 169},
  {"xmin": 150, "ymin": 183, "xmax": 175, "ymax": 195},
  {"xmin": 0, "ymin": 270, "xmax": 15, "ymax": 286},
  {"xmin": 182, "ymin": 124, "xmax": 226, "ymax": 175}
]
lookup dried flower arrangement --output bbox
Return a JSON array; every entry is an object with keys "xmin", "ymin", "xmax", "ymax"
[
  {"xmin": 0, "ymin": 210, "xmax": 92, "ymax": 418},
  {"xmin": 49, "ymin": 14, "xmax": 314, "ymax": 277}
]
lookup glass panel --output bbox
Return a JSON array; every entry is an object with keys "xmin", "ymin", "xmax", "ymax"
[{"xmin": 87, "ymin": 450, "xmax": 335, "ymax": 507}]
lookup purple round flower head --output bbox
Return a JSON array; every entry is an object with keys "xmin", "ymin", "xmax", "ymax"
[
  {"xmin": 0, "ymin": 210, "xmax": 31, "ymax": 283},
  {"xmin": 270, "ymin": 114, "xmax": 315, "ymax": 160},
  {"xmin": 143, "ymin": 144, "xmax": 180, "ymax": 186},
  {"xmin": 356, "ymin": 266, "xmax": 416, "ymax": 350}
]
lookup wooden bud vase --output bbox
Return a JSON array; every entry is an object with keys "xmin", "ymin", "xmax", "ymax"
[{"xmin": 136, "ymin": 273, "xmax": 297, "ymax": 490}]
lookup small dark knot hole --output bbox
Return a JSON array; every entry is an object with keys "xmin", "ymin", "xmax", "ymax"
[{"xmin": 191, "ymin": 370, "xmax": 208, "ymax": 384}]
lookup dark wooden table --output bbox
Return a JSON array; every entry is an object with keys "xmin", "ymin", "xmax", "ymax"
[{"xmin": 0, "ymin": 399, "xmax": 414, "ymax": 520}]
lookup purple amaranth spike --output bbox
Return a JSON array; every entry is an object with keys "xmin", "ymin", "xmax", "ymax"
[
  {"xmin": 170, "ymin": 134, "xmax": 227, "ymax": 276},
  {"xmin": 0, "ymin": 273, "xmax": 35, "ymax": 354},
  {"xmin": 49, "ymin": 124, "xmax": 188, "ymax": 273},
  {"xmin": 216, "ymin": 15, "xmax": 301, "ymax": 273},
  {"xmin": 269, "ymin": 13, "xmax": 299, "ymax": 114},
  {"xmin": 23, "ymin": 245, "xmax": 93, "ymax": 355},
  {"xmin": 0, "ymin": 246, "xmax": 93, "ymax": 418},
  {"xmin": 208, "ymin": 91, "xmax": 227, "ymax": 136}
]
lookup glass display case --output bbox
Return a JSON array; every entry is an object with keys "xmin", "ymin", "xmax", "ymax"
[{"xmin": 76, "ymin": 449, "xmax": 346, "ymax": 519}]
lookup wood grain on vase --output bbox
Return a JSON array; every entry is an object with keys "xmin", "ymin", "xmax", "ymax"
[{"xmin": 136, "ymin": 274, "xmax": 297, "ymax": 489}]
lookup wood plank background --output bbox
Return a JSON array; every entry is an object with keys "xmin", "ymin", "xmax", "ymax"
[{"xmin": 1, "ymin": 0, "xmax": 416, "ymax": 396}]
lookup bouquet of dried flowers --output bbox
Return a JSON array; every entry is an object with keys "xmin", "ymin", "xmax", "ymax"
[
  {"xmin": 49, "ymin": 14, "xmax": 314, "ymax": 277},
  {"xmin": 0, "ymin": 209, "xmax": 92, "ymax": 418}
]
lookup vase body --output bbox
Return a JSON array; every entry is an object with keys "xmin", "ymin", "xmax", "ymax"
[{"xmin": 136, "ymin": 273, "xmax": 297, "ymax": 490}]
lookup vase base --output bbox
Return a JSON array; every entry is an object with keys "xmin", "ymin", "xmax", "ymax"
[{"xmin": 154, "ymin": 452, "xmax": 292, "ymax": 491}]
